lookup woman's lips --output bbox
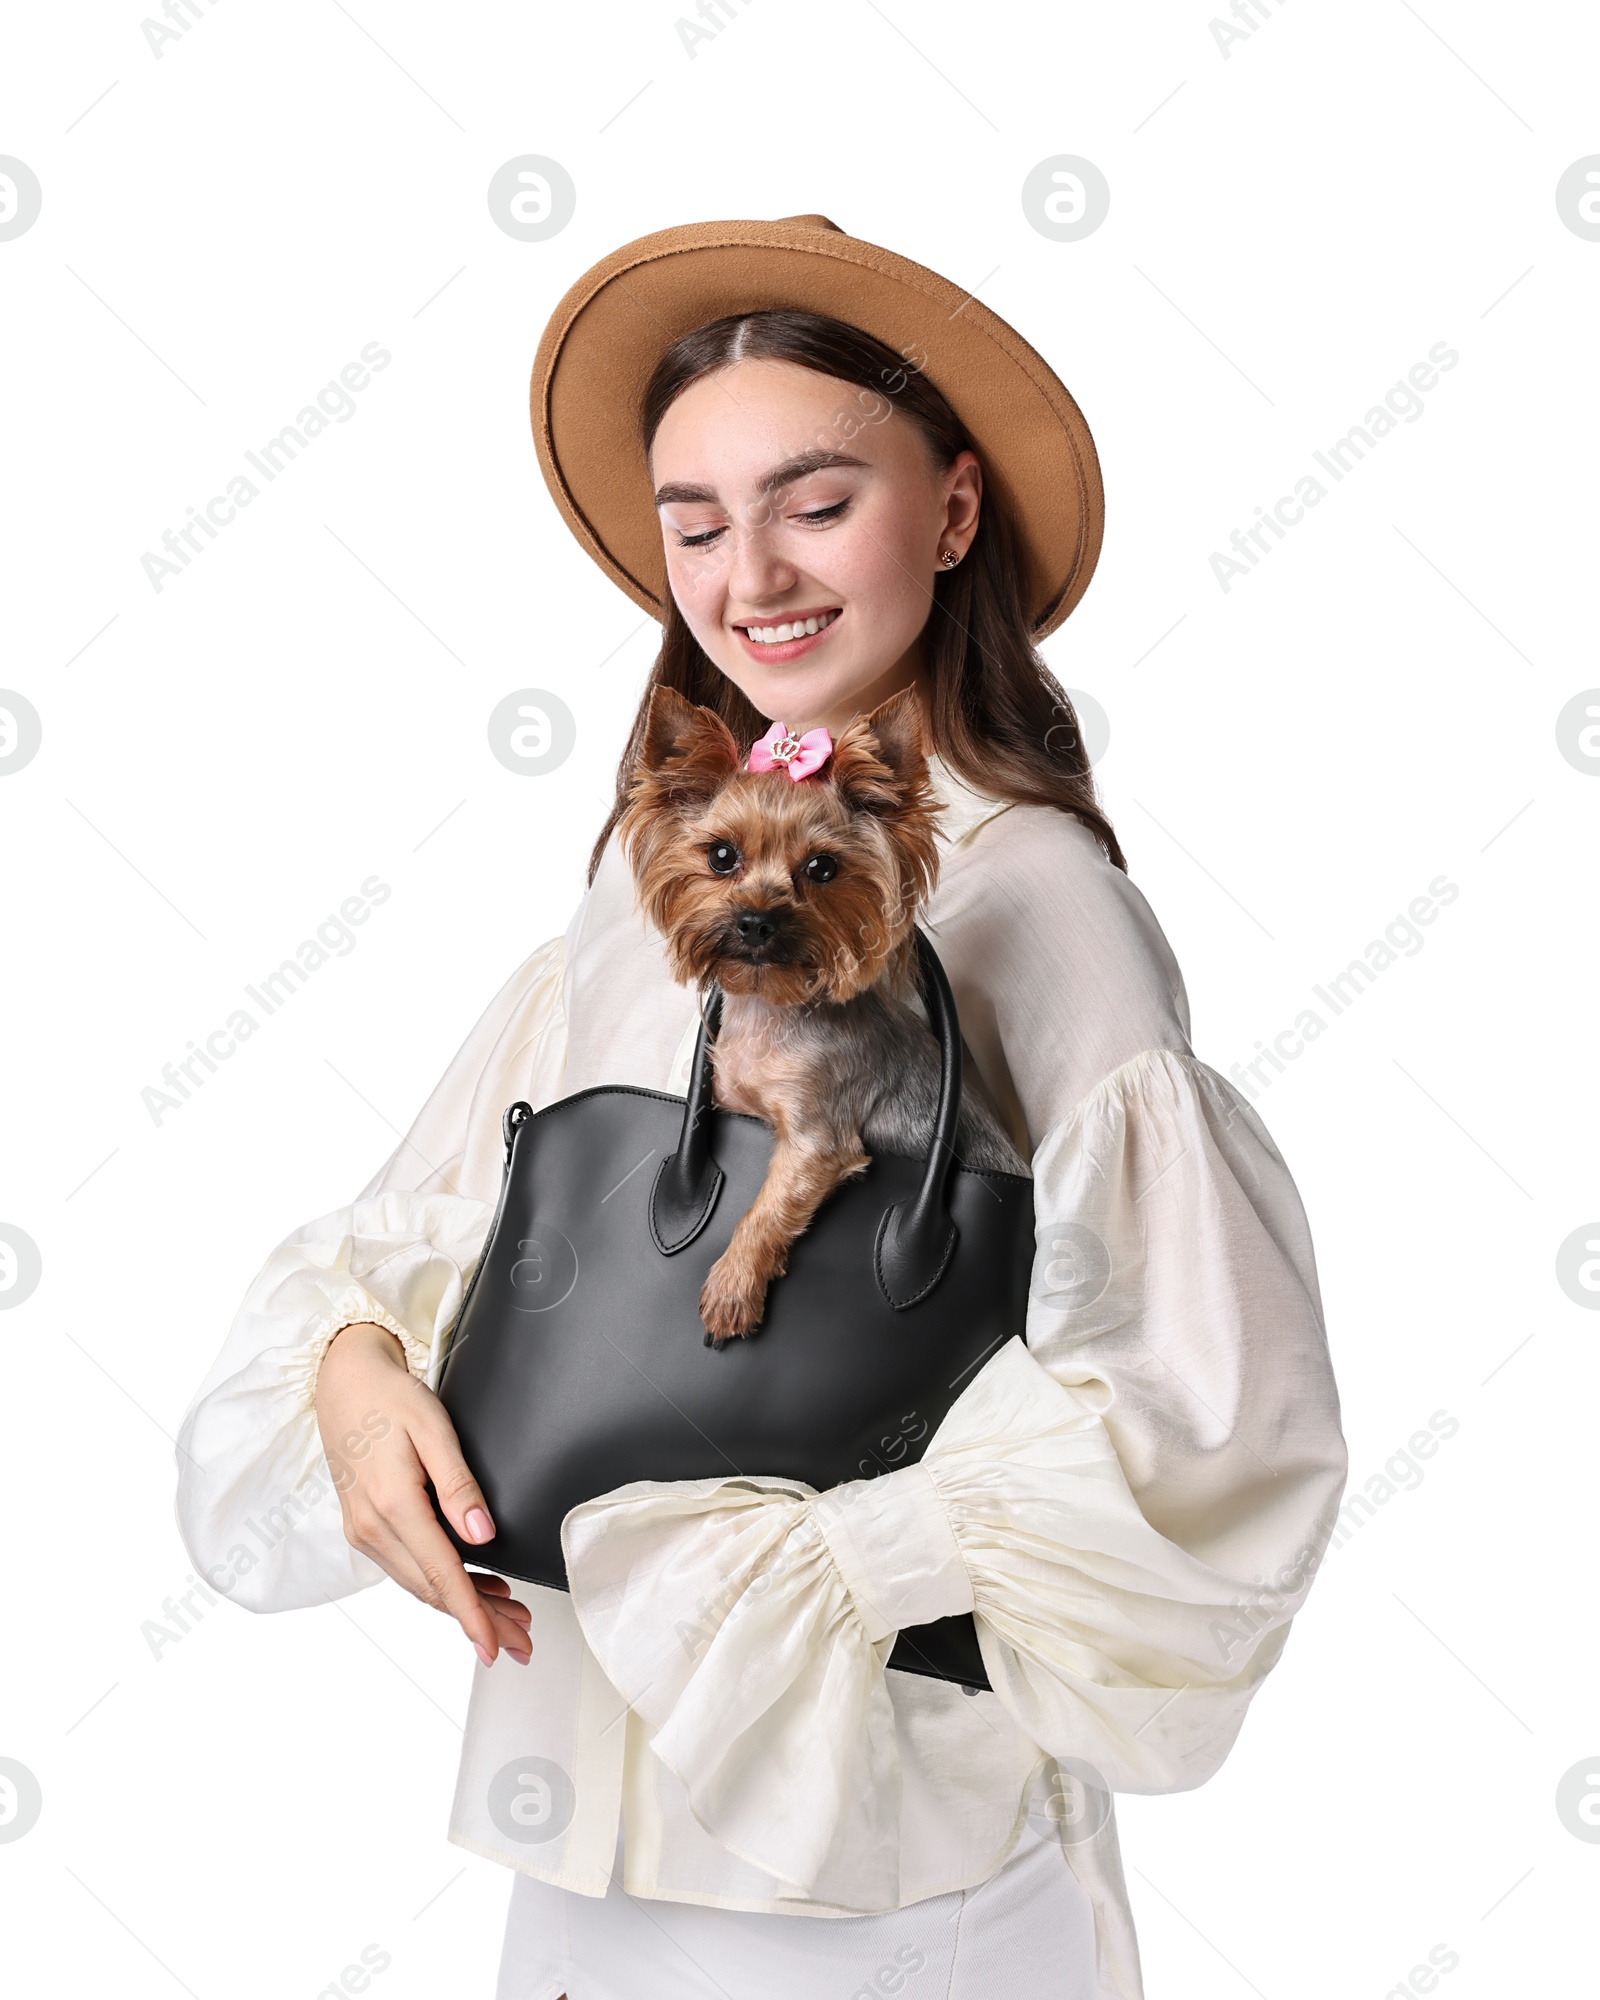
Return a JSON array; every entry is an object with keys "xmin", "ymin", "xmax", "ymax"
[{"xmin": 731, "ymin": 608, "xmax": 841, "ymax": 665}]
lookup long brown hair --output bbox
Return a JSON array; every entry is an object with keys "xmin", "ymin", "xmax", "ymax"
[{"xmin": 586, "ymin": 309, "xmax": 1125, "ymax": 883}]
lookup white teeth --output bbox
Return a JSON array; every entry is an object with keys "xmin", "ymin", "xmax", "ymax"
[{"xmin": 743, "ymin": 610, "xmax": 838, "ymax": 645}]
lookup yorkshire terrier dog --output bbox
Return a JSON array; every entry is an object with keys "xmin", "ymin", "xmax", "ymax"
[{"xmin": 619, "ymin": 684, "xmax": 1026, "ymax": 1344}]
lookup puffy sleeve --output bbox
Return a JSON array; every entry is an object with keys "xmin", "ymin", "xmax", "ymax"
[
  {"xmin": 174, "ymin": 934, "xmax": 570, "ymax": 1612},
  {"xmin": 1000, "ymin": 1046, "xmax": 1349, "ymax": 1769},
  {"xmin": 560, "ymin": 812, "xmax": 1348, "ymax": 1902},
  {"xmin": 928, "ymin": 801, "xmax": 1348, "ymax": 1781}
]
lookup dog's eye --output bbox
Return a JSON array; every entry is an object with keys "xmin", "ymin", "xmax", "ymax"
[
  {"xmin": 801, "ymin": 853, "xmax": 840, "ymax": 885},
  {"xmin": 707, "ymin": 840, "xmax": 742, "ymax": 876}
]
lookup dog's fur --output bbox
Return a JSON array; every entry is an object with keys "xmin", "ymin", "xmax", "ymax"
[{"xmin": 619, "ymin": 685, "xmax": 1026, "ymax": 1343}]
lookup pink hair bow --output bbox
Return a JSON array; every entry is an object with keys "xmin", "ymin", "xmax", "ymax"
[{"xmin": 746, "ymin": 721, "xmax": 833, "ymax": 780}]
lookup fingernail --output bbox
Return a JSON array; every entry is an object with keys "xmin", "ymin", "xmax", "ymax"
[
  {"xmin": 507, "ymin": 1648, "xmax": 531, "ymax": 1666},
  {"xmin": 473, "ymin": 1640, "xmax": 494, "ymax": 1668},
  {"xmin": 464, "ymin": 1507, "xmax": 494, "ymax": 1544}
]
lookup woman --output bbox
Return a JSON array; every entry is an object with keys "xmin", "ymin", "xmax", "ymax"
[{"xmin": 176, "ymin": 215, "xmax": 1347, "ymax": 1999}]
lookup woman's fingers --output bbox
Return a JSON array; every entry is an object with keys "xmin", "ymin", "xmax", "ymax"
[
  {"xmin": 482, "ymin": 1604, "xmax": 533, "ymax": 1660},
  {"xmin": 409, "ymin": 1399, "xmax": 498, "ymax": 1549},
  {"xmin": 468, "ymin": 1572, "xmax": 534, "ymax": 1654},
  {"xmin": 469, "ymin": 1574, "xmax": 533, "ymax": 1628},
  {"xmin": 314, "ymin": 1325, "xmax": 533, "ymax": 1663},
  {"xmin": 356, "ymin": 1520, "xmax": 532, "ymax": 1664},
  {"xmin": 369, "ymin": 1477, "xmax": 512, "ymax": 1661},
  {"xmin": 333, "ymin": 1419, "xmax": 502, "ymax": 1659}
]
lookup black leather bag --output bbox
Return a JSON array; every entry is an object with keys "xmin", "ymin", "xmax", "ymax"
[{"xmin": 433, "ymin": 931, "xmax": 1034, "ymax": 1689}]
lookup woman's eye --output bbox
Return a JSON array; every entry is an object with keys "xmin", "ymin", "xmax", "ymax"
[
  {"xmin": 802, "ymin": 853, "xmax": 839, "ymax": 885},
  {"xmin": 708, "ymin": 840, "xmax": 742, "ymax": 875},
  {"xmin": 675, "ymin": 525, "xmax": 726, "ymax": 549},
  {"xmin": 795, "ymin": 499, "xmax": 850, "ymax": 526}
]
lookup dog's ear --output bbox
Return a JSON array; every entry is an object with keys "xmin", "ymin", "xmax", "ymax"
[
  {"xmin": 828, "ymin": 687, "xmax": 928, "ymax": 814},
  {"xmin": 632, "ymin": 686, "xmax": 741, "ymax": 808}
]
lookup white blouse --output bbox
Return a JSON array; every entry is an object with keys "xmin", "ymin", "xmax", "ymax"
[{"xmin": 174, "ymin": 758, "xmax": 1347, "ymax": 2000}]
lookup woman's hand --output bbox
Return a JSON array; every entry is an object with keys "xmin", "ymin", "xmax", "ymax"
[{"xmin": 314, "ymin": 1320, "xmax": 532, "ymax": 1666}]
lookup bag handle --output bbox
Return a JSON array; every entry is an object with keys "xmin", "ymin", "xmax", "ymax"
[
  {"xmin": 650, "ymin": 928, "xmax": 961, "ymax": 1309},
  {"xmin": 648, "ymin": 987, "xmax": 726, "ymax": 1256},
  {"xmin": 874, "ymin": 928, "xmax": 961, "ymax": 1308}
]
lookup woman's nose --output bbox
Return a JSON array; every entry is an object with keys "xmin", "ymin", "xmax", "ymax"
[{"xmin": 725, "ymin": 519, "xmax": 798, "ymax": 607}]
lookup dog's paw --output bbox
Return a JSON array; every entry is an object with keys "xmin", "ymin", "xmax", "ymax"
[{"xmin": 699, "ymin": 1261, "xmax": 767, "ymax": 1345}]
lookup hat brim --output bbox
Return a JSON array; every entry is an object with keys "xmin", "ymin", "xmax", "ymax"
[{"xmin": 531, "ymin": 216, "xmax": 1104, "ymax": 640}]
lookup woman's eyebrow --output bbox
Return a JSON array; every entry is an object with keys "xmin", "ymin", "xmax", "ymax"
[
  {"xmin": 653, "ymin": 449, "xmax": 868, "ymax": 510},
  {"xmin": 755, "ymin": 449, "xmax": 867, "ymax": 497},
  {"xmin": 654, "ymin": 479, "xmax": 718, "ymax": 506}
]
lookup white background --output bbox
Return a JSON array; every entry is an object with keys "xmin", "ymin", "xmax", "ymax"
[{"xmin": 2, "ymin": 2, "xmax": 1596, "ymax": 1995}]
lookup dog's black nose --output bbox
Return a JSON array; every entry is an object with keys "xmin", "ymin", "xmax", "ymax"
[{"xmin": 735, "ymin": 907, "xmax": 782, "ymax": 946}]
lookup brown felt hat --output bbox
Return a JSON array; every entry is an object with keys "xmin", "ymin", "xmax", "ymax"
[{"xmin": 530, "ymin": 215, "xmax": 1104, "ymax": 640}]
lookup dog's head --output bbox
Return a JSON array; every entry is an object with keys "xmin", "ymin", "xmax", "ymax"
[{"xmin": 617, "ymin": 686, "xmax": 940, "ymax": 1004}]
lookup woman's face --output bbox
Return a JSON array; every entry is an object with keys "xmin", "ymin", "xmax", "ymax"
[{"xmin": 649, "ymin": 358, "xmax": 981, "ymax": 734}]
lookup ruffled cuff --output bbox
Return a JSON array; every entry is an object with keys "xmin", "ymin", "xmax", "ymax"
[
  {"xmin": 302, "ymin": 1296, "xmax": 435, "ymax": 1410},
  {"xmin": 923, "ymin": 1337, "xmax": 1293, "ymax": 1793},
  {"xmin": 564, "ymin": 1475, "xmax": 905, "ymax": 1909},
  {"xmin": 812, "ymin": 1462, "xmax": 974, "ymax": 1641},
  {"xmin": 563, "ymin": 1333, "xmax": 1322, "ymax": 1905}
]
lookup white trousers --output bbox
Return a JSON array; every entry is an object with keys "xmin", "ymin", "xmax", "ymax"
[{"xmin": 494, "ymin": 1818, "xmax": 1103, "ymax": 2000}]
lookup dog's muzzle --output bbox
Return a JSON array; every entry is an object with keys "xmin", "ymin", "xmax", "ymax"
[{"xmin": 723, "ymin": 906, "xmax": 798, "ymax": 963}]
